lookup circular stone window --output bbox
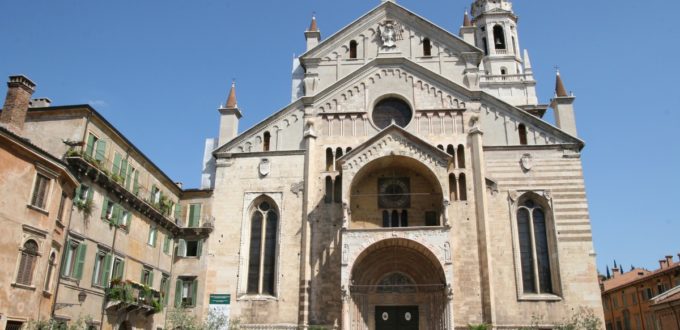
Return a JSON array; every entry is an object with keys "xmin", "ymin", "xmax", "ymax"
[{"xmin": 372, "ymin": 97, "xmax": 413, "ymax": 129}]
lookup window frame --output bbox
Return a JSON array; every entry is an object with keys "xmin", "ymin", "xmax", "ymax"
[
  {"xmin": 237, "ymin": 193, "xmax": 282, "ymax": 300},
  {"xmin": 29, "ymin": 171, "xmax": 53, "ymax": 212},
  {"xmin": 14, "ymin": 239, "xmax": 40, "ymax": 287},
  {"xmin": 509, "ymin": 190, "xmax": 562, "ymax": 301},
  {"xmin": 148, "ymin": 226, "xmax": 158, "ymax": 247}
]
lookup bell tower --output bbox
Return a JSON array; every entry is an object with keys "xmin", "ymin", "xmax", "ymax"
[{"xmin": 470, "ymin": 0, "xmax": 541, "ymax": 109}]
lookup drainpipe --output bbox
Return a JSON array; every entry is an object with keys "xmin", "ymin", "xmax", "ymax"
[{"xmin": 635, "ymin": 286, "xmax": 645, "ymax": 330}]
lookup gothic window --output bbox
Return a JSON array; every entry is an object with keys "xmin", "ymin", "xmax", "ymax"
[
  {"xmin": 349, "ymin": 40, "xmax": 358, "ymax": 59},
  {"xmin": 372, "ymin": 98, "xmax": 413, "ymax": 129},
  {"xmin": 517, "ymin": 198, "xmax": 554, "ymax": 294},
  {"xmin": 16, "ymin": 240, "xmax": 39, "ymax": 285},
  {"xmin": 518, "ymin": 124, "xmax": 528, "ymax": 145},
  {"xmin": 324, "ymin": 176, "xmax": 333, "ymax": 204},
  {"xmin": 326, "ymin": 148, "xmax": 334, "ymax": 171},
  {"xmin": 334, "ymin": 175, "xmax": 342, "ymax": 203},
  {"xmin": 449, "ymin": 174, "xmax": 458, "ymax": 201},
  {"xmin": 493, "ymin": 25, "xmax": 506, "ymax": 50},
  {"xmin": 423, "ymin": 38, "xmax": 432, "ymax": 56},
  {"xmin": 458, "ymin": 174, "xmax": 467, "ymax": 201},
  {"xmin": 263, "ymin": 131, "xmax": 271, "ymax": 151},
  {"xmin": 247, "ymin": 200, "xmax": 278, "ymax": 296},
  {"xmin": 457, "ymin": 145, "xmax": 466, "ymax": 169}
]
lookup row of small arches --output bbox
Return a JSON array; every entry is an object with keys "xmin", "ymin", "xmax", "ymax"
[
  {"xmin": 437, "ymin": 144, "xmax": 466, "ymax": 169},
  {"xmin": 325, "ymin": 147, "xmax": 352, "ymax": 172},
  {"xmin": 324, "ymin": 175, "xmax": 342, "ymax": 204},
  {"xmin": 449, "ymin": 174, "xmax": 468, "ymax": 201}
]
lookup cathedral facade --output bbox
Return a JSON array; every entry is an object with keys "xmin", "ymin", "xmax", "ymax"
[{"xmin": 202, "ymin": 0, "xmax": 603, "ymax": 329}]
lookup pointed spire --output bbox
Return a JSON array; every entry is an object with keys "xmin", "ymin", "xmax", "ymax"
[
  {"xmin": 226, "ymin": 81, "xmax": 238, "ymax": 109},
  {"xmin": 555, "ymin": 70, "xmax": 568, "ymax": 97},
  {"xmin": 523, "ymin": 50, "xmax": 533, "ymax": 72},
  {"xmin": 606, "ymin": 266, "xmax": 611, "ymax": 279},
  {"xmin": 308, "ymin": 14, "xmax": 318, "ymax": 32},
  {"xmin": 463, "ymin": 11, "xmax": 472, "ymax": 27}
]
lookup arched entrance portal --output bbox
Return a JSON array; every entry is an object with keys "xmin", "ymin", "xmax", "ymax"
[{"xmin": 348, "ymin": 238, "xmax": 450, "ymax": 330}]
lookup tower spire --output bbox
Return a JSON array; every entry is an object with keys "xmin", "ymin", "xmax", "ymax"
[
  {"xmin": 308, "ymin": 14, "xmax": 318, "ymax": 32},
  {"xmin": 555, "ymin": 71, "xmax": 568, "ymax": 97},
  {"xmin": 463, "ymin": 11, "xmax": 472, "ymax": 27},
  {"xmin": 226, "ymin": 81, "xmax": 238, "ymax": 109}
]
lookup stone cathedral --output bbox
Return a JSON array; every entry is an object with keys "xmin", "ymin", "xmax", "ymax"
[{"xmin": 201, "ymin": 0, "xmax": 603, "ymax": 329}]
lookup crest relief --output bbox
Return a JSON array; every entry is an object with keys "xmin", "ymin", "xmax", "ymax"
[{"xmin": 259, "ymin": 158, "xmax": 271, "ymax": 177}]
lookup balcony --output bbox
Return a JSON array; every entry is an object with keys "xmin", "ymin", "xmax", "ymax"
[
  {"xmin": 105, "ymin": 280, "xmax": 163, "ymax": 315},
  {"xmin": 64, "ymin": 149, "xmax": 213, "ymax": 236}
]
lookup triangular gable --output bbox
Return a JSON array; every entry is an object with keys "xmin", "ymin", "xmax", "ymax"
[
  {"xmin": 337, "ymin": 124, "xmax": 452, "ymax": 172},
  {"xmin": 301, "ymin": 1, "xmax": 481, "ymax": 61}
]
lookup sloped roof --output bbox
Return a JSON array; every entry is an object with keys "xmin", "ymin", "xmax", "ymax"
[{"xmin": 300, "ymin": 1, "xmax": 481, "ymax": 61}]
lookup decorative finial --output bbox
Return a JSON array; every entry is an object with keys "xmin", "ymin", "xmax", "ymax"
[{"xmin": 463, "ymin": 11, "xmax": 472, "ymax": 27}]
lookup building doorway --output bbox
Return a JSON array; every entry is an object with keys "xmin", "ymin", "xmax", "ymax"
[{"xmin": 375, "ymin": 306, "xmax": 419, "ymax": 330}]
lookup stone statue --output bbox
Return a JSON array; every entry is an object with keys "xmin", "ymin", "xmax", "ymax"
[
  {"xmin": 442, "ymin": 198, "xmax": 451, "ymax": 227},
  {"xmin": 378, "ymin": 21, "xmax": 401, "ymax": 49},
  {"xmin": 342, "ymin": 200, "xmax": 351, "ymax": 228}
]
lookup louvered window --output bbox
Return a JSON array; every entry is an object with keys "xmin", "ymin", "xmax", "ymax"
[
  {"xmin": 31, "ymin": 173, "xmax": 50, "ymax": 209},
  {"xmin": 16, "ymin": 240, "xmax": 39, "ymax": 285},
  {"xmin": 247, "ymin": 200, "xmax": 278, "ymax": 295},
  {"xmin": 517, "ymin": 199, "xmax": 554, "ymax": 294}
]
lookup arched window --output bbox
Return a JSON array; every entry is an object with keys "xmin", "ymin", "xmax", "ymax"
[
  {"xmin": 500, "ymin": 68, "xmax": 507, "ymax": 75},
  {"xmin": 247, "ymin": 200, "xmax": 278, "ymax": 295},
  {"xmin": 400, "ymin": 210, "xmax": 408, "ymax": 227},
  {"xmin": 335, "ymin": 147, "xmax": 344, "ymax": 161},
  {"xmin": 449, "ymin": 174, "xmax": 458, "ymax": 201},
  {"xmin": 44, "ymin": 251, "xmax": 56, "ymax": 292},
  {"xmin": 457, "ymin": 145, "xmax": 466, "ymax": 169},
  {"xmin": 324, "ymin": 176, "xmax": 333, "ymax": 204},
  {"xmin": 458, "ymin": 174, "xmax": 467, "ymax": 201},
  {"xmin": 16, "ymin": 240, "xmax": 39, "ymax": 285},
  {"xmin": 391, "ymin": 210, "xmax": 400, "ymax": 228},
  {"xmin": 446, "ymin": 145, "xmax": 455, "ymax": 157},
  {"xmin": 349, "ymin": 40, "xmax": 358, "ymax": 59},
  {"xmin": 263, "ymin": 131, "xmax": 271, "ymax": 152},
  {"xmin": 333, "ymin": 175, "xmax": 342, "ymax": 203},
  {"xmin": 493, "ymin": 25, "xmax": 506, "ymax": 50},
  {"xmin": 437, "ymin": 145, "xmax": 444, "ymax": 150},
  {"xmin": 423, "ymin": 38, "xmax": 432, "ymax": 56},
  {"xmin": 346, "ymin": 147, "xmax": 352, "ymax": 154},
  {"xmin": 517, "ymin": 198, "xmax": 554, "ymax": 294},
  {"xmin": 518, "ymin": 124, "xmax": 528, "ymax": 145},
  {"xmin": 326, "ymin": 148, "xmax": 334, "ymax": 171}
]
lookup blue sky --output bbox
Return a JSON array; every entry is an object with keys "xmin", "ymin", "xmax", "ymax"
[{"xmin": 1, "ymin": 0, "xmax": 678, "ymax": 273}]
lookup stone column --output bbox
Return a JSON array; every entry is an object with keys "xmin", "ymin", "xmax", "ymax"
[
  {"xmin": 469, "ymin": 127, "xmax": 497, "ymax": 325},
  {"xmin": 341, "ymin": 289, "xmax": 350, "ymax": 330},
  {"xmin": 298, "ymin": 107, "xmax": 318, "ymax": 326}
]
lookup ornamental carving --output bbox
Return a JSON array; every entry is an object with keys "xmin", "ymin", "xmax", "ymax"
[{"xmin": 378, "ymin": 20, "xmax": 403, "ymax": 50}]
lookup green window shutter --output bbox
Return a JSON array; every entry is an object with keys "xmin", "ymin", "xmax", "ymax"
[
  {"xmin": 149, "ymin": 271, "xmax": 154, "ymax": 288},
  {"xmin": 87, "ymin": 186, "xmax": 94, "ymax": 202},
  {"xmin": 174, "ymin": 279, "xmax": 183, "ymax": 308},
  {"xmin": 112, "ymin": 204, "xmax": 121, "ymax": 225},
  {"xmin": 102, "ymin": 254, "xmax": 112, "ymax": 287},
  {"xmin": 163, "ymin": 235, "xmax": 170, "ymax": 254},
  {"xmin": 191, "ymin": 279, "xmax": 198, "ymax": 306},
  {"xmin": 112, "ymin": 153, "xmax": 122, "ymax": 176},
  {"xmin": 120, "ymin": 158, "xmax": 128, "ymax": 179},
  {"xmin": 101, "ymin": 198, "xmax": 109, "ymax": 220},
  {"xmin": 174, "ymin": 205, "xmax": 183, "ymax": 222},
  {"xmin": 117, "ymin": 259, "xmax": 125, "ymax": 279},
  {"xmin": 74, "ymin": 186, "xmax": 82, "ymax": 202},
  {"xmin": 60, "ymin": 240, "xmax": 72, "ymax": 277},
  {"xmin": 140, "ymin": 269, "xmax": 145, "ymax": 283},
  {"xmin": 133, "ymin": 171, "xmax": 139, "ymax": 195},
  {"xmin": 197, "ymin": 240, "xmax": 203, "ymax": 258},
  {"xmin": 95, "ymin": 140, "xmax": 107, "ymax": 162},
  {"xmin": 177, "ymin": 239, "xmax": 187, "ymax": 257},
  {"xmin": 86, "ymin": 134, "xmax": 96, "ymax": 156},
  {"xmin": 125, "ymin": 166, "xmax": 133, "ymax": 190},
  {"xmin": 91, "ymin": 255, "xmax": 99, "ymax": 285},
  {"xmin": 164, "ymin": 279, "xmax": 170, "ymax": 305},
  {"xmin": 73, "ymin": 243, "xmax": 87, "ymax": 280},
  {"xmin": 189, "ymin": 204, "xmax": 201, "ymax": 227}
]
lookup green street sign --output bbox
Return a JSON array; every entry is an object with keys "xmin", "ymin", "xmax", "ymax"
[{"xmin": 209, "ymin": 294, "xmax": 231, "ymax": 305}]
